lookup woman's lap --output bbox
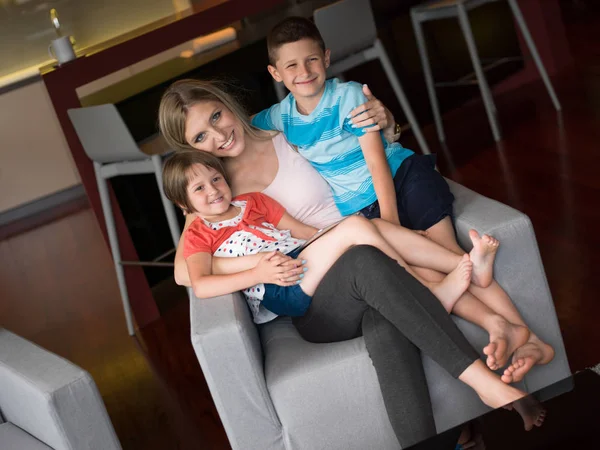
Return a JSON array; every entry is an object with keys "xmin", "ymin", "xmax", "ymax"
[{"xmin": 292, "ymin": 246, "xmax": 439, "ymax": 446}]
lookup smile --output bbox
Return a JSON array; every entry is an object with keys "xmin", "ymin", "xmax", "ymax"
[
  {"xmin": 219, "ymin": 131, "xmax": 235, "ymax": 150},
  {"xmin": 210, "ymin": 196, "xmax": 224, "ymax": 204},
  {"xmin": 295, "ymin": 78, "xmax": 317, "ymax": 85}
]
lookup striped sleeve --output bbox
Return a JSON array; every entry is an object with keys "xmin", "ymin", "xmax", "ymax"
[
  {"xmin": 251, "ymin": 102, "xmax": 284, "ymax": 131},
  {"xmin": 340, "ymin": 82, "xmax": 368, "ymax": 137}
]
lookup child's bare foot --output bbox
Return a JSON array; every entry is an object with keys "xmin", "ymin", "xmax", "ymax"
[
  {"xmin": 468, "ymin": 230, "xmax": 499, "ymax": 288},
  {"xmin": 429, "ymin": 254, "xmax": 472, "ymax": 312},
  {"xmin": 483, "ymin": 315, "xmax": 530, "ymax": 370},
  {"xmin": 511, "ymin": 394, "xmax": 547, "ymax": 431},
  {"xmin": 501, "ymin": 335, "xmax": 555, "ymax": 383}
]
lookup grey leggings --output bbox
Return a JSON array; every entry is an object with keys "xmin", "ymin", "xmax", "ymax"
[{"xmin": 292, "ymin": 246, "xmax": 479, "ymax": 448}]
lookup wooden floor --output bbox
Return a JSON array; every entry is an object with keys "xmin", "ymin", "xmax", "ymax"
[{"xmin": 2, "ymin": 5, "xmax": 600, "ymax": 449}]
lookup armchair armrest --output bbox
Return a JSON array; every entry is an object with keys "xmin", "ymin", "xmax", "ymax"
[
  {"xmin": 189, "ymin": 292, "xmax": 283, "ymax": 450},
  {"xmin": 0, "ymin": 328, "xmax": 121, "ymax": 450},
  {"xmin": 447, "ymin": 179, "xmax": 571, "ymax": 391}
]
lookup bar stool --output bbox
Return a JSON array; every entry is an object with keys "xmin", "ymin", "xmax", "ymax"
[
  {"xmin": 68, "ymin": 104, "xmax": 181, "ymax": 335},
  {"xmin": 273, "ymin": 0, "xmax": 431, "ymax": 155},
  {"xmin": 410, "ymin": 0, "xmax": 562, "ymax": 143}
]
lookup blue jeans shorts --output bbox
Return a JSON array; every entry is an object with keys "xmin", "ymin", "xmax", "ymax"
[
  {"xmin": 360, "ymin": 154, "xmax": 455, "ymax": 230},
  {"xmin": 260, "ymin": 247, "xmax": 312, "ymax": 317}
]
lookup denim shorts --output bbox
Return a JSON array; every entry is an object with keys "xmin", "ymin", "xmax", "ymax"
[
  {"xmin": 360, "ymin": 154, "xmax": 455, "ymax": 231},
  {"xmin": 260, "ymin": 247, "xmax": 312, "ymax": 317}
]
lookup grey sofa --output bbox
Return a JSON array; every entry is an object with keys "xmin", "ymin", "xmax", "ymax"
[
  {"xmin": 190, "ymin": 180, "xmax": 571, "ymax": 450},
  {"xmin": 0, "ymin": 329, "xmax": 121, "ymax": 450}
]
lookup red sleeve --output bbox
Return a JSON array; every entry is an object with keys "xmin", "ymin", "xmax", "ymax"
[
  {"xmin": 240, "ymin": 192, "xmax": 286, "ymax": 227},
  {"xmin": 183, "ymin": 219, "xmax": 213, "ymax": 259}
]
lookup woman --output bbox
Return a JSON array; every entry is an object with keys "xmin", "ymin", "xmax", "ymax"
[{"xmin": 158, "ymin": 79, "xmax": 543, "ymax": 446}]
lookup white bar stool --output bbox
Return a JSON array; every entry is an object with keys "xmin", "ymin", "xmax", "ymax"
[
  {"xmin": 410, "ymin": 0, "xmax": 562, "ymax": 143},
  {"xmin": 68, "ymin": 104, "xmax": 181, "ymax": 335}
]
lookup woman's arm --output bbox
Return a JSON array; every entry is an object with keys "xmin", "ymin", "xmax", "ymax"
[
  {"xmin": 358, "ymin": 132, "xmax": 400, "ymax": 225},
  {"xmin": 276, "ymin": 212, "xmax": 318, "ymax": 240},
  {"xmin": 189, "ymin": 251, "xmax": 304, "ymax": 298},
  {"xmin": 188, "ymin": 252, "xmax": 262, "ymax": 299}
]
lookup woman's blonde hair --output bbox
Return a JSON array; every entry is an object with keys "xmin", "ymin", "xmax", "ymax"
[
  {"xmin": 162, "ymin": 150, "xmax": 230, "ymax": 214},
  {"xmin": 158, "ymin": 79, "xmax": 267, "ymax": 151}
]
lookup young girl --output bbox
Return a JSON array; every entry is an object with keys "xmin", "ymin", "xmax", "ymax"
[{"xmin": 162, "ymin": 150, "xmax": 474, "ymax": 323}]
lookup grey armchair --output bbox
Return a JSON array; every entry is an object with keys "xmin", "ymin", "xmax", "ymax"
[
  {"xmin": 190, "ymin": 180, "xmax": 571, "ymax": 449},
  {"xmin": 0, "ymin": 329, "xmax": 121, "ymax": 450}
]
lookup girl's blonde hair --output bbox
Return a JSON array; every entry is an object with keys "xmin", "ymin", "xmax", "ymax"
[
  {"xmin": 162, "ymin": 150, "xmax": 229, "ymax": 214},
  {"xmin": 158, "ymin": 79, "xmax": 267, "ymax": 151}
]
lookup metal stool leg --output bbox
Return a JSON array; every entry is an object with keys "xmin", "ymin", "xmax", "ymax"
[
  {"xmin": 457, "ymin": 4, "xmax": 502, "ymax": 142},
  {"xmin": 374, "ymin": 39, "xmax": 431, "ymax": 155},
  {"xmin": 152, "ymin": 155, "xmax": 180, "ymax": 247},
  {"xmin": 411, "ymin": 12, "xmax": 446, "ymax": 143},
  {"xmin": 507, "ymin": 0, "xmax": 561, "ymax": 111},
  {"xmin": 94, "ymin": 163, "xmax": 136, "ymax": 336}
]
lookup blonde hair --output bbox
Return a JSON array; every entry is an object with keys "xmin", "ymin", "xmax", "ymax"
[
  {"xmin": 162, "ymin": 150, "xmax": 229, "ymax": 214},
  {"xmin": 158, "ymin": 79, "xmax": 268, "ymax": 151}
]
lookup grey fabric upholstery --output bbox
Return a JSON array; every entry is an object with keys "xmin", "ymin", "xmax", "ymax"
[
  {"xmin": 0, "ymin": 329, "xmax": 121, "ymax": 450},
  {"xmin": 190, "ymin": 181, "xmax": 571, "ymax": 449},
  {"xmin": 0, "ymin": 423, "xmax": 53, "ymax": 450}
]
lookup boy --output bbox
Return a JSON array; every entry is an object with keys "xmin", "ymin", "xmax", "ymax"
[{"xmin": 252, "ymin": 16, "xmax": 454, "ymax": 239}]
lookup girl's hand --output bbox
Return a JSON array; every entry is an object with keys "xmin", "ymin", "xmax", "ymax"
[
  {"xmin": 253, "ymin": 251, "xmax": 307, "ymax": 286},
  {"xmin": 348, "ymin": 85, "xmax": 396, "ymax": 139}
]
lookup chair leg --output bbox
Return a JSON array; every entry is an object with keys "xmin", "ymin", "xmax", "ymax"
[
  {"xmin": 507, "ymin": 0, "xmax": 561, "ymax": 111},
  {"xmin": 411, "ymin": 12, "xmax": 446, "ymax": 143},
  {"xmin": 374, "ymin": 39, "xmax": 431, "ymax": 155},
  {"xmin": 456, "ymin": 4, "xmax": 502, "ymax": 142},
  {"xmin": 94, "ymin": 163, "xmax": 136, "ymax": 336},
  {"xmin": 273, "ymin": 80, "xmax": 287, "ymax": 102},
  {"xmin": 152, "ymin": 155, "xmax": 180, "ymax": 247}
]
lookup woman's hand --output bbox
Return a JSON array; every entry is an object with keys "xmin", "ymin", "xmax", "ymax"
[
  {"xmin": 252, "ymin": 251, "xmax": 307, "ymax": 286},
  {"xmin": 348, "ymin": 85, "xmax": 397, "ymax": 142}
]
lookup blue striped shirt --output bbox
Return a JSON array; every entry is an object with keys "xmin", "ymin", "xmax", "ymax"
[{"xmin": 252, "ymin": 79, "xmax": 414, "ymax": 215}]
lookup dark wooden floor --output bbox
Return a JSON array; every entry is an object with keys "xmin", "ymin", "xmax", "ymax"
[{"xmin": 2, "ymin": 4, "xmax": 600, "ymax": 449}]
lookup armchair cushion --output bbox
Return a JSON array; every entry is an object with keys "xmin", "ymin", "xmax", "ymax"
[
  {"xmin": 0, "ymin": 423, "xmax": 53, "ymax": 450},
  {"xmin": 190, "ymin": 180, "xmax": 571, "ymax": 449},
  {"xmin": 0, "ymin": 329, "xmax": 121, "ymax": 450}
]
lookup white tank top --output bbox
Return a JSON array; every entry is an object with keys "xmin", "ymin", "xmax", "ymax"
[{"xmin": 262, "ymin": 133, "xmax": 342, "ymax": 229}]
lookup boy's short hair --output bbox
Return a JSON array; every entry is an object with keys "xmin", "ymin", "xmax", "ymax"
[
  {"xmin": 162, "ymin": 150, "xmax": 229, "ymax": 213},
  {"xmin": 267, "ymin": 16, "xmax": 326, "ymax": 65}
]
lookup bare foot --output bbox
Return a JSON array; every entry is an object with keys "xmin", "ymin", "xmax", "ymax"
[
  {"xmin": 469, "ymin": 230, "xmax": 499, "ymax": 288},
  {"xmin": 429, "ymin": 254, "xmax": 473, "ymax": 312},
  {"xmin": 459, "ymin": 360, "xmax": 526, "ymax": 414},
  {"xmin": 501, "ymin": 335, "xmax": 555, "ymax": 383},
  {"xmin": 483, "ymin": 315, "xmax": 530, "ymax": 370},
  {"xmin": 511, "ymin": 394, "xmax": 547, "ymax": 431},
  {"xmin": 474, "ymin": 376, "xmax": 526, "ymax": 411}
]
